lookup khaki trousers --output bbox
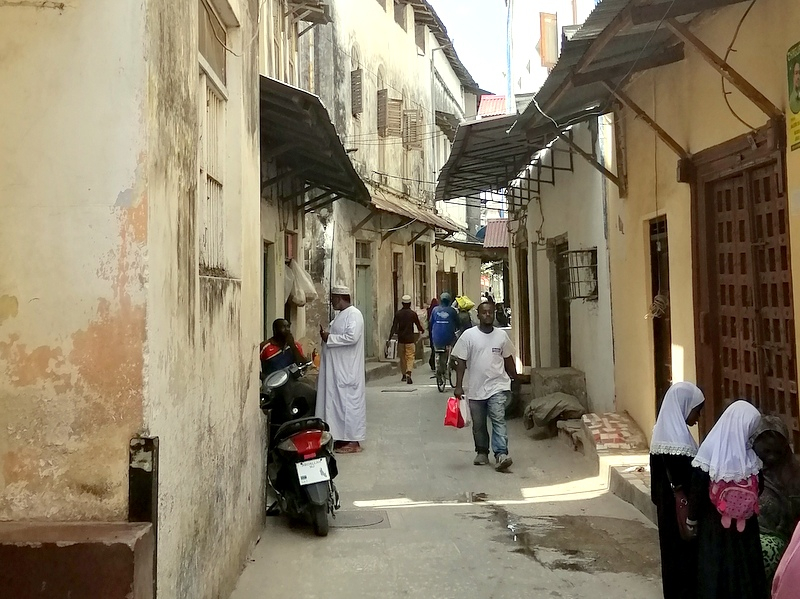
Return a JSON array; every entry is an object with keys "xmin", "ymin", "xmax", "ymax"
[{"xmin": 399, "ymin": 342, "xmax": 416, "ymax": 374}]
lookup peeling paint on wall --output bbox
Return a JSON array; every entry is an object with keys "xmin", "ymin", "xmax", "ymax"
[{"xmin": 0, "ymin": 296, "xmax": 19, "ymax": 326}]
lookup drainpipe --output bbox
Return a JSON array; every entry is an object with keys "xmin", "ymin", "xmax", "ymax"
[{"xmin": 506, "ymin": 0, "xmax": 514, "ymax": 114}]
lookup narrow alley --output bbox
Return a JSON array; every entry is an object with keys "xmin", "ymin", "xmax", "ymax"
[{"xmin": 232, "ymin": 375, "xmax": 662, "ymax": 599}]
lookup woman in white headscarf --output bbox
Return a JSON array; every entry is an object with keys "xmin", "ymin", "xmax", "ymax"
[
  {"xmin": 688, "ymin": 400, "xmax": 766, "ymax": 599},
  {"xmin": 650, "ymin": 382, "xmax": 705, "ymax": 599}
]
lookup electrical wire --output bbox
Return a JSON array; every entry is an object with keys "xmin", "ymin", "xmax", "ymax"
[
  {"xmin": 721, "ymin": 0, "xmax": 759, "ymax": 131},
  {"xmin": 528, "ymin": 0, "xmax": 678, "ymax": 136},
  {"xmin": 202, "ymin": 0, "xmax": 243, "ymax": 58}
]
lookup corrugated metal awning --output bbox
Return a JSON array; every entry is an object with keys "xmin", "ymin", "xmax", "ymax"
[
  {"xmin": 260, "ymin": 76, "xmax": 370, "ymax": 207},
  {"xmin": 372, "ymin": 193, "xmax": 459, "ymax": 233},
  {"xmin": 436, "ymin": 0, "xmax": 754, "ymax": 201},
  {"xmin": 483, "ymin": 219, "xmax": 509, "ymax": 249}
]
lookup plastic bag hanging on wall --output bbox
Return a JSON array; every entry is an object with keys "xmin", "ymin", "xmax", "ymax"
[{"xmin": 289, "ymin": 259, "xmax": 318, "ymax": 304}]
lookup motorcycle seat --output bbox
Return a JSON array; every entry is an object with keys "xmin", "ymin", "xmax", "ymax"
[{"xmin": 273, "ymin": 417, "xmax": 329, "ymax": 444}]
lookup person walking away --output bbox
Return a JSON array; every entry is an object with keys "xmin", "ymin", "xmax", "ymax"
[
  {"xmin": 389, "ymin": 295, "xmax": 424, "ymax": 384},
  {"xmin": 772, "ymin": 521, "xmax": 800, "ymax": 599},
  {"xmin": 688, "ymin": 400, "xmax": 766, "ymax": 599},
  {"xmin": 454, "ymin": 296, "xmax": 474, "ymax": 336},
  {"xmin": 316, "ymin": 286, "xmax": 366, "ymax": 454},
  {"xmin": 260, "ymin": 318, "xmax": 307, "ymax": 378},
  {"xmin": 426, "ymin": 298, "xmax": 439, "ymax": 371},
  {"xmin": 452, "ymin": 301, "xmax": 517, "ymax": 472},
  {"xmin": 429, "ymin": 293, "xmax": 459, "ymax": 379},
  {"xmin": 751, "ymin": 416, "xmax": 800, "ymax": 586},
  {"xmin": 649, "ymin": 382, "xmax": 705, "ymax": 599}
]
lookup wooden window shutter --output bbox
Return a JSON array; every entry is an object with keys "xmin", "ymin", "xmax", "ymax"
[
  {"xmin": 387, "ymin": 98, "xmax": 403, "ymax": 137},
  {"xmin": 403, "ymin": 109, "xmax": 422, "ymax": 149},
  {"xmin": 540, "ymin": 12, "xmax": 558, "ymax": 69},
  {"xmin": 351, "ymin": 68, "xmax": 363, "ymax": 116},
  {"xmin": 377, "ymin": 88, "xmax": 388, "ymax": 137}
]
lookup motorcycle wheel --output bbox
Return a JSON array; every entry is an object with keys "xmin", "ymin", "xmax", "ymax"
[{"xmin": 312, "ymin": 504, "xmax": 329, "ymax": 537}]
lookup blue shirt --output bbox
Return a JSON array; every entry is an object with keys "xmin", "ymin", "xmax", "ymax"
[{"xmin": 430, "ymin": 305, "xmax": 459, "ymax": 348}]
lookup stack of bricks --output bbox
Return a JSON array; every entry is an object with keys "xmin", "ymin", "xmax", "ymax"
[{"xmin": 582, "ymin": 412, "xmax": 649, "ymax": 454}]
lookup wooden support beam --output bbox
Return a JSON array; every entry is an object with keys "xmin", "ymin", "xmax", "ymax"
[
  {"xmin": 382, "ymin": 218, "xmax": 413, "ymax": 242},
  {"xmin": 665, "ymin": 18, "xmax": 782, "ymax": 120},
  {"xmin": 302, "ymin": 190, "xmax": 336, "ymax": 212},
  {"xmin": 603, "ymin": 82, "xmax": 690, "ymax": 160},
  {"xmin": 351, "ymin": 209, "xmax": 377, "ymax": 235},
  {"xmin": 612, "ymin": 103, "xmax": 629, "ymax": 198},
  {"xmin": 631, "ymin": 0, "xmax": 751, "ymax": 25},
  {"xmin": 558, "ymin": 134, "xmax": 621, "ymax": 189},
  {"xmin": 573, "ymin": 44, "xmax": 685, "ymax": 87},
  {"xmin": 278, "ymin": 184, "xmax": 314, "ymax": 202},
  {"xmin": 407, "ymin": 226, "xmax": 432, "ymax": 246},
  {"xmin": 262, "ymin": 166, "xmax": 310, "ymax": 189},
  {"xmin": 262, "ymin": 141, "xmax": 301, "ymax": 161}
]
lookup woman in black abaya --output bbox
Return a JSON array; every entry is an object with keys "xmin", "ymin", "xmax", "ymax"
[
  {"xmin": 649, "ymin": 382, "xmax": 705, "ymax": 599},
  {"xmin": 689, "ymin": 400, "xmax": 766, "ymax": 599}
]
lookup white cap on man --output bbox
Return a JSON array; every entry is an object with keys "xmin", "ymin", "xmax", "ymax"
[
  {"xmin": 331, "ymin": 285, "xmax": 350, "ymax": 296},
  {"xmin": 401, "ymin": 294, "xmax": 412, "ymax": 303}
]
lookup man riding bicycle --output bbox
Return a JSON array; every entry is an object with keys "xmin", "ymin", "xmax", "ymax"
[{"xmin": 429, "ymin": 293, "xmax": 459, "ymax": 385}]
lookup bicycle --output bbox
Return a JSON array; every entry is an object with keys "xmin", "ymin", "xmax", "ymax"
[{"xmin": 434, "ymin": 345, "xmax": 455, "ymax": 392}]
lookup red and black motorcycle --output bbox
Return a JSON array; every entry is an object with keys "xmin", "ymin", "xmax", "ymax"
[{"xmin": 260, "ymin": 362, "xmax": 340, "ymax": 536}]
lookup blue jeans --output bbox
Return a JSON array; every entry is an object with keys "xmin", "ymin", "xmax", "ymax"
[{"xmin": 469, "ymin": 391, "xmax": 510, "ymax": 457}]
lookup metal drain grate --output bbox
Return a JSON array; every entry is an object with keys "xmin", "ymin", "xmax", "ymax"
[{"xmin": 330, "ymin": 510, "xmax": 391, "ymax": 529}]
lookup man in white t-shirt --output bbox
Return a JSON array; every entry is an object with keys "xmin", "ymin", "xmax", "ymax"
[{"xmin": 452, "ymin": 301, "xmax": 518, "ymax": 471}]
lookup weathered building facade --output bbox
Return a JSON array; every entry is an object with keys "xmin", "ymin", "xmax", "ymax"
[
  {"xmin": 1, "ymin": 0, "xmax": 264, "ymax": 596},
  {"xmin": 298, "ymin": 0, "xmax": 482, "ymax": 356}
]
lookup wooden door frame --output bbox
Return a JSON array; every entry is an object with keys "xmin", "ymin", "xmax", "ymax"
[{"xmin": 690, "ymin": 120, "xmax": 788, "ymax": 433}]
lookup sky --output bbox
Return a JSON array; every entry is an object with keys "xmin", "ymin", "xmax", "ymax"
[{"xmin": 428, "ymin": 0, "xmax": 509, "ymax": 95}]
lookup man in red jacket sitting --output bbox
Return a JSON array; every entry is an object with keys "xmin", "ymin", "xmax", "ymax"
[{"xmin": 260, "ymin": 319, "xmax": 307, "ymax": 378}]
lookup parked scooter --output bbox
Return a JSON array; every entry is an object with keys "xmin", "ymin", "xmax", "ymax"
[{"xmin": 260, "ymin": 362, "xmax": 340, "ymax": 536}]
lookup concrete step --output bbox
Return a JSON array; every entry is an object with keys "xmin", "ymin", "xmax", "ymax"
[{"xmin": 580, "ymin": 411, "xmax": 655, "ymax": 524}]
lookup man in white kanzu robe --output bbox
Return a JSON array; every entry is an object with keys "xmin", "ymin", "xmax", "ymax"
[{"xmin": 316, "ymin": 286, "xmax": 366, "ymax": 453}]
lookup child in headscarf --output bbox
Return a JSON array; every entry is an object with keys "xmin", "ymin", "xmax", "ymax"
[
  {"xmin": 649, "ymin": 382, "xmax": 705, "ymax": 599},
  {"xmin": 688, "ymin": 400, "xmax": 766, "ymax": 599}
]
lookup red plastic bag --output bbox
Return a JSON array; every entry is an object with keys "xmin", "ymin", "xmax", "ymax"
[{"xmin": 444, "ymin": 396, "xmax": 466, "ymax": 428}]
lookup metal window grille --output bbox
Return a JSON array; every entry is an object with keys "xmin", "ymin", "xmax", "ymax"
[
  {"xmin": 559, "ymin": 248, "xmax": 598, "ymax": 301},
  {"xmin": 356, "ymin": 241, "xmax": 371, "ymax": 262},
  {"xmin": 200, "ymin": 76, "xmax": 226, "ymax": 272}
]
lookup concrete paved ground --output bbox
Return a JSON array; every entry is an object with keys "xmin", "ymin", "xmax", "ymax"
[{"xmin": 231, "ymin": 373, "xmax": 663, "ymax": 599}]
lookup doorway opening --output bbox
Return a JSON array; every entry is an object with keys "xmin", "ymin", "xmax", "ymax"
[
  {"xmin": 554, "ymin": 239, "xmax": 571, "ymax": 367},
  {"xmin": 392, "ymin": 251, "xmax": 403, "ymax": 311},
  {"xmin": 650, "ymin": 217, "xmax": 672, "ymax": 411},
  {"xmin": 263, "ymin": 241, "xmax": 274, "ymax": 340},
  {"xmin": 692, "ymin": 125, "xmax": 799, "ymax": 446},
  {"xmin": 356, "ymin": 240, "xmax": 374, "ymax": 358},
  {"xmin": 516, "ymin": 246, "xmax": 532, "ymax": 367}
]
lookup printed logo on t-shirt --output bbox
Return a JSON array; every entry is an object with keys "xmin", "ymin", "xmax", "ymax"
[{"xmin": 492, "ymin": 347, "xmax": 502, "ymax": 354}]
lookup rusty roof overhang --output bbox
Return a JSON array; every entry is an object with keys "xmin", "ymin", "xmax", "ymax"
[
  {"xmin": 260, "ymin": 76, "xmax": 371, "ymax": 207},
  {"xmin": 371, "ymin": 191, "xmax": 459, "ymax": 233}
]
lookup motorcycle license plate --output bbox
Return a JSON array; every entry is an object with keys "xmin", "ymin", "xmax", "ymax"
[{"xmin": 296, "ymin": 458, "xmax": 330, "ymax": 486}]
